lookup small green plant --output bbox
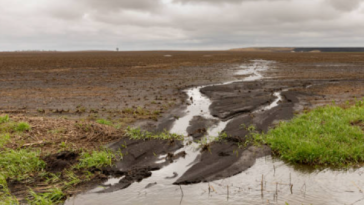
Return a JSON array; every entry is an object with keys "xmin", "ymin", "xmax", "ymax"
[
  {"xmin": 135, "ymin": 107, "xmax": 149, "ymax": 115},
  {"xmin": 153, "ymin": 110, "xmax": 161, "ymax": 115},
  {"xmin": 78, "ymin": 106, "xmax": 86, "ymax": 113},
  {"xmin": 59, "ymin": 141, "xmax": 67, "ymax": 149},
  {"xmin": 217, "ymin": 132, "xmax": 228, "ymax": 141},
  {"xmin": 122, "ymin": 108, "xmax": 134, "ymax": 114},
  {"xmin": 0, "ymin": 115, "xmax": 10, "ymax": 124},
  {"xmin": 48, "ymin": 128, "xmax": 65, "ymax": 135},
  {"xmin": 196, "ymin": 137, "xmax": 212, "ymax": 152},
  {"xmin": 96, "ymin": 119, "xmax": 113, "ymax": 126},
  {"xmin": 13, "ymin": 122, "xmax": 31, "ymax": 132}
]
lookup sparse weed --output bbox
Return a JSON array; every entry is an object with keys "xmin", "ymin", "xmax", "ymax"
[
  {"xmin": 135, "ymin": 107, "xmax": 149, "ymax": 115},
  {"xmin": 125, "ymin": 127, "xmax": 184, "ymax": 141},
  {"xmin": 0, "ymin": 175, "xmax": 19, "ymax": 204},
  {"xmin": 196, "ymin": 137, "xmax": 212, "ymax": 152},
  {"xmin": 78, "ymin": 106, "xmax": 86, "ymax": 113},
  {"xmin": 217, "ymin": 132, "xmax": 228, "ymax": 141},
  {"xmin": 0, "ymin": 115, "xmax": 10, "ymax": 124},
  {"xmin": 96, "ymin": 119, "xmax": 113, "ymax": 126},
  {"xmin": 153, "ymin": 110, "xmax": 161, "ymax": 115},
  {"xmin": 45, "ymin": 173, "xmax": 61, "ymax": 184},
  {"xmin": 63, "ymin": 171, "xmax": 81, "ymax": 188},
  {"xmin": 122, "ymin": 108, "xmax": 134, "ymax": 114},
  {"xmin": 0, "ymin": 133, "xmax": 11, "ymax": 148}
]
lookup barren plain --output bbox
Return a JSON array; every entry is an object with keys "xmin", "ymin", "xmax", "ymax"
[{"xmin": 1, "ymin": 51, "xmax": 364, "ymax": 204}]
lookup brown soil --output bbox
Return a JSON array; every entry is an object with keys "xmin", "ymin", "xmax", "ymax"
[
  {"xmin": 4, "ymin": 115, "xmax": 123, "ymax": 154},
  {"xmin": 2, "ymin": 51, "xmax": 364, "ymax": 126},
  {"xmin": 2, "ymin": 51, "xmax": 364, "ymax": 199},
  {"xmin": 43, "ymin": 151, "xmax": 80, "ymax": 173}
]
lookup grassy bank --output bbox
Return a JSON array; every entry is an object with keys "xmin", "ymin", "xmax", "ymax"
[
  {"xmin": 0, "ymin": 115, "xmax": 184, "ymax": 204},
  {"xmin": 254, "ymin": 100, "xmax": 364, "ymax": 167},
  {"xmin": 0, "ymin": 115, "xmax": 119, "ymax": 204}
]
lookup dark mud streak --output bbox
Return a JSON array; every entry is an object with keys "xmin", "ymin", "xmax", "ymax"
[
  {"xmin": 174, "ymin": 79, "xmax": 336, "ymax": 184},
  {"xmin": 99, "ymin": 138, "xmax": 184, "ymax": 193},
  {"xmin": 187, "ymin": 116, "xmax": 219, "ymax": 139},
  {"xmin": 109, "ymin": 138, "xmax": 183, "ymax": 171}
]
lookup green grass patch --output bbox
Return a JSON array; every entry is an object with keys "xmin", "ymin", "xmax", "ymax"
[
  {"xmin": 0, "ymin": 149, "xmax": 46, "ymax": 180},
  {"xmin": 254, "ymin": 102, "xmax": 364, "ymax": 167},
  {"xmin": 13, "ymin": 122, "xmax": 31, "ymax": 132},
  {"xmin": 76, "ymin": 150, "xmax": 116, "ymax": 169},
  {"xmin": 0, "ymin": 120, "xmax": 31, "ymax": 133},
  {"xmin": 125, "ymin": 127, "xmax": 184, "ymax": 141},
  {"xmin": 0, "ymin": 133, "xmax": 11, "ymax": 148},
  {"xmin": 96, "ymin": 119, "xmax": 113, "ymax": 126},
  {"xmin": 27, "ymin": 188, "xmax": 65, "ymax": 205}
]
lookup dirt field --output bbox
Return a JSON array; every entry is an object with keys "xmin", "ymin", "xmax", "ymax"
[
  {"xmin": 1, "ymin": 51, "xmax": 364, "ymax": 203},
  {"xmin": 1, "ymin": 51, "xmax": 364, "ymax": 158},
  {"xmin": 1, "ymin": 51, "xmax": 364, "ymax": 123}
]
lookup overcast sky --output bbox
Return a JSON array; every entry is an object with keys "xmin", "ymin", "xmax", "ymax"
[{"xmin": 0, "ymin": 0, "xmax": 363, "ymax": 51}]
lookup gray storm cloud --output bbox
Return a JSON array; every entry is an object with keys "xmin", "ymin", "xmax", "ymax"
[
  {"xmin": 327, "ymin": 0, "xmax": 363, "ymax": 11},
  {"xmin": 172, "ymin": 0, "xmax": 287, "ymax": 4},
  {"xmin": 80, "ymin": 0, "xmax": 161, "ymax": 11},
  {"xmin": 0, "ymin": 0, "xmax": 363, "ymax": 51}
]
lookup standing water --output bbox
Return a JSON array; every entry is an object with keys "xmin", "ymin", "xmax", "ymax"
[{"xmin": 66, "ymin": 61, "xmax": 364, "ymax": 205}]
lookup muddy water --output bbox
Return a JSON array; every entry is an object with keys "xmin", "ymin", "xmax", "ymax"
[{"xmin": 66, "ymin": 61, "xmax": 364, "ymax": 205}]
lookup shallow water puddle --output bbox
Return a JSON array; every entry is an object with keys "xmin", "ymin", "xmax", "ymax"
[{"xmin": 67, "ymin": 156, "xmax": 364, "ymax": 205}]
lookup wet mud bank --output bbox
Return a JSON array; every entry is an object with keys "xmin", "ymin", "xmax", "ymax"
[
  {"xmin": 175, "ymin": 78, "xmax": 364, "ymax": 185},
  {"xmin": 98, "ymin": 138, "xmax": 184, "ymax": 192},
  {"xmin": 175, "ymin": 79, "xmax": 320, "ymax": 184}
]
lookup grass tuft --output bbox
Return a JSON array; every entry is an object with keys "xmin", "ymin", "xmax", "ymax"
[
  {"xmin": 0, "ymin": 115, "xmax": 10, "ymax": 124},
  {"xmin": 27, "ymin": 188, "xmax": 65, "ymax": 205},
  {"xmin": 96, "ymin": 119, "xmax": 113, "ymax": 126},
  {"xmin": 13, "ymin": 122, "xmax": 31, "ymax": 132},
  {"xmin": 125, "ymin": 127, "xmax": 184, "ymax": 141},
  {"xmin": 76, "ymin": 150, "xmax": 116, "ymax": 169},
  {"xmin": 0, "ymin": 149, "xmax": 46, "ymax": 180},
  {"xmin": 254, "ymin": 101, "xmax": 364, "ymax": 167}
]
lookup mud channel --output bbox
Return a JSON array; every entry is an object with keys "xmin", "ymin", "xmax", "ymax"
[{"xmin": 66, "ymin": 60, "xmax": 364, "ymax": 205}]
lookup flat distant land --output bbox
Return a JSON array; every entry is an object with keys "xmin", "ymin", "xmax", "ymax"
[{"xmin": 230, "ymin": 47, "xmax": 364, "ymax": 53}]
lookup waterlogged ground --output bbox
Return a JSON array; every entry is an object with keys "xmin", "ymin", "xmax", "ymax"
[
  {"xmin": 66, "ymin": 60, "xmax": 364, "ymax": 205},
  {"xmin": 67, "ymin": 156, "xmax": 364, "ymax": 205},
  {"xmin": 2, "ymin": 52, "xmax": 364, "ymax": 204}
]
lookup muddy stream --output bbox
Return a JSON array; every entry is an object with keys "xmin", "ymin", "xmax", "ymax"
[{"xmin": 66, "ymin": 61, "xmax": 364, "ymax": 205}]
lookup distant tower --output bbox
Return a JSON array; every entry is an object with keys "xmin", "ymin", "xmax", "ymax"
[{"xmin": 116, "ymin": 47, "xmax": 119, "ymax": 52}]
